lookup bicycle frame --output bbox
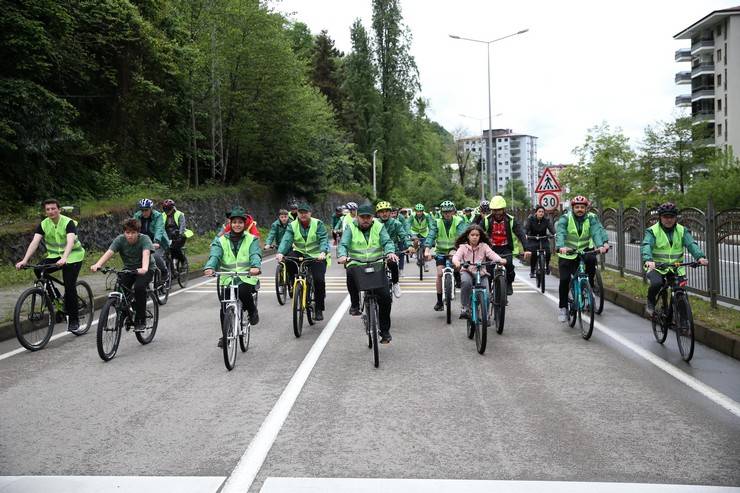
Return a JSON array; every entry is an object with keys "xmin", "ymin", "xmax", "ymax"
[
  {"xmin": 468, "ymin": 262, "xmax": 493, "ymax": 326},
  {"xmin": 284, "ymin": 257, "xmax": 317, "ymax": 311}
]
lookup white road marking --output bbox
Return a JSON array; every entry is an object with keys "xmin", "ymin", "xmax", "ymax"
[
  {"xmin": 220, "ymin": 295, "xmax": 352, "ymax": 493},
  {"xmin": 0, "ymin": 475, "xmax": 225, "ymax": 493},
  {"xmin": 518, "ymin": 275, "xmax": 740, "ymax": 419}
]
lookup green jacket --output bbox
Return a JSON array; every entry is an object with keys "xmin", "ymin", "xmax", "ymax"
[
  {"xmin": 424, "ymin": 216, "xmax": 467, "ymax": 251},
  {"xmin": 203, "ymin": 232, "xmax": 262, "ymax": 271},
  {"xmin": 337, "ymin": 219, "xmax": 396, "ymax": 258},
  {"xmin": 378, "ymin": 217, "xmax": 410, "ymax": 249},
  {"xmin": 555, "ymin": 212, "xmax": 608, "ymax": 251},
  {"xmin": 265, "ymin": 218, "xmax": 289, "ymax": 247},
  {"xmin": 134, "ymin": 210, "xmax": 170, "ymax": 248},
  {"xmin": 277, "ymin": 217, "xmax": 330, "ymax": 255},
  {"xmin": 331, "ymin": 214, "xmax": 344, "ymax": 231},
  {"xmin": 641, "ymin": 224, "xmax": 704, "ymax": 262},
  {"xmin": 408, "ymin": 212, "xmax": 434, "ymax": 237}
]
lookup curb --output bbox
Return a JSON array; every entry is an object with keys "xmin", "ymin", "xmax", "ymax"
[{"xmin": 549, "ymin": 264, "xmax": 740, "ymax": 361}]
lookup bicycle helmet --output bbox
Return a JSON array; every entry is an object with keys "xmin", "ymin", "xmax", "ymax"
[
  {"xmin": 346, "ymin": 201, "xmax": 358, "ymax": 211},
  {"xmin": 490, "ymin": 195, "xmax": 507, "ymax": 210},
  {"xmin": 376, "ymin": 201, "xmax": 392, "ymax": 212},
  {"xmin": 138, "ymin": 198, "xmax": 154, "ymax": 210},
  {"xmin": 335, "ymin": 206, "xmax": 343, "ymax": 212},
  {"xmin": 162, "ymin": 199, "xmax": 175, "ymax": 210},
  {"xmin": 414, "ymin": 203, "xmax": 425, "ymax": 211},
  {"xmin": 440, "ymin": 200, "xmax": 456, "ymax": 212},
  {"xmin": 657, "ymin": 202, "xmax": 678, "ymax": 216},
  {"xmin": 479, "ymin": 200, "xmax": 490, "ymax": 213},
  {"xmin": 288, "ymin": 202, "xmax": 298, "ymax": 210},
  {"xmin": 464, "ymin": 207, "xmax": 473, "ymax": 213},
  {"xmin": 571, "ymin": 195, "xmax": 590, "ymax": 206}
]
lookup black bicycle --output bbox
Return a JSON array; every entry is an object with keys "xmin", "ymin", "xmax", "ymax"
[
  {"xmin": 488, "ymin": 261, "xmax": 508, "ymax": 335},
  {"xmin": 166, "ymin": 242, "xmax": 190, "ymax": 289},
  {"xmin": 526, "ymin": 234, "xmax": 553, "ymax": 294},
  {"xmin": 13, "ymin": 264, "xmax": 94, "ymax": 351},
  {"xmin": 650, "ymin": 262, "xmax": 703, "ymax": 362},
  {"xmin": 96, "ymin": 267, "xmax": 159, "ymax": 361},
  {"xmin": 153, "ymin": 249, "xmax": 171, "ymax": 305},
  {"xmin": 347, "ymin": 256, "xmax": 390, "ymax": 368}
]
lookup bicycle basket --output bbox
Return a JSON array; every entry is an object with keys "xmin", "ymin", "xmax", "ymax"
[{"xmin": 349, "ymin": 263, "xmax": 388, "ymax": 291}]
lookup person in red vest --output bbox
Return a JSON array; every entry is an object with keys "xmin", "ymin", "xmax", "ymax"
[{"xmin": 218, "ymin": 207, "xmax": 260, "ymax": 238}]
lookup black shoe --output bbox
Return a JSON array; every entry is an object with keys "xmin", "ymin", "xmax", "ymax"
[
  {"xmin": 249, "ymin": 310, "xmax": 259, "ymax": 326},
  {"xmin": 67, "ymin": 320, "xmax": 80, "ymax": 332},
  {"xmin": 349, "ymin": 306, "xmax": 361, "ymax": 316},
  {"xmin": 459, "ymin": 308, "xmax": 469, "ymax": 319},
  {"xmin": 314, "ymin": 310, "xmax": 323, "ymax": 321},
  {"xmin": 546, "ymin": 266, "xmax": 551, "ymax": 275},
  {"xmin": 433, "ymin": 302, "xmax": 444, "ymax": 311},
  {"xmin": 507, "ymin": 284, "xmax": 513, "ymax": 296},
  {"xmin": 530, "ymin": 272, "xmax": 536, "ymax": 278},
  {"xmin": 134, "ymin": 322, "xmax": 146, "ymax": 333},
  {"xmin": 380, "ymin": 333, "xmax": 392, "ymax": 344},
  {"xmin": 217, "ymin": 337, "xmax": 223, "ymax": 348}
]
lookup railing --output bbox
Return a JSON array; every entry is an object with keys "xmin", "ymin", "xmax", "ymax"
[
  {"xmin": 691, "ymin": 63, "xmax": 715, "ymax": 77},
  {"xmin": 691, "ymin": 39, "xmax": 714, "ymax": 52}
]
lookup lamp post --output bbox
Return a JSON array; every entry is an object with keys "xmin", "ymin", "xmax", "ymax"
[
  {"xmin": 372, "ymin": 149, "xmax": 378, "ymax": 199},
  {"xmin": 450, "ymin": 29, "xmax": 529, "ymax": 199}
]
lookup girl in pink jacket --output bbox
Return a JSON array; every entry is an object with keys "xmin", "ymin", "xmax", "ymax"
[{"xmin": 452, "ymin": 224, "xmax": 506, "ymax": 319}]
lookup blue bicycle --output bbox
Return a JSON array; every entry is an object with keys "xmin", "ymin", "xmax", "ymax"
[
  {"xmin": 565, "ymin": 249, "xmax": 600, "ymax": 339},
  {"xmin": 463, "ymin": 260, "xmax": 498, "ymax": 354}
]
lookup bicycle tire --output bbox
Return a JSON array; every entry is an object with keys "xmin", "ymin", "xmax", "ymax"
[
  {"xmin": 466, "ymin": 294, "xmax": 475, "ymax": 339},
  {"xmin": 306, "ymin": 279, "xmax": 315, "ymax": 326},
  {"xmin": 651, "ymin": 290, "xmax": 668, "ymax": 344},
  {"xmin": 475, "ymin": 294, "xmax": 487, "ymax": 354},
  {"xmin": 292, "ymin": 282, "xmax": 304, "ymax": 338},
  {"xmin": 367, "ymin": 298, "xmax": 379, "ymax": 368},
  {"xmin": 222, "ymin": 306, "xmax": 238, "ymax": 370},
  {"xmin": 580, "ymin": 282, "xmax": 595, "ymax": 340},
  {"xmin": 593, "ymin": 269, "xmax": 604, "ymax": 315},
  {"xmin": 14, "ymin": 287, "xmax": 54, "ymax": 351},
  {"xmin": 444, "ymin": 274, "xmax": 452, "ymax": 325},
  {"xmin": 537, "ymin": 255, "xmax": 546, "ymax": 293},
  {"xmin": 96, "ymin": 297, "xmax": 122, "ymax": 361},
  {"xmin": 418, "ymin": 257, "xmax": 424, "ymax": 281},
  {"xmin": 674, "ymin": 293, "xmax": 695, "ymax": 362},
  {"xmin": 155, "ymin": 270, "xmax": 169, "ymax": 305},
  {"xmin": 71, "ymin": 280, "xmax": 94, "ymax": 335},
  {"xmin": 275, "ymin": 263, "xmax": 287, "ymax": 305},
  {"xmin": 495, "ymin": 274, "xmax": 506, "ymax": 334},
  {"xmin": 568, "ymin": 278, "xmax": 578, "ymax": 328},
  {"xmin": 176, "ymin": 258, "xmax": 190, "ymax": 288},
  {"xmin": 239, "ymin": 318, "xmax": 250, "ymax": 353},
  {"xmin": 135, "ymin": 292, "xmax": 159, "ymax": 345}
]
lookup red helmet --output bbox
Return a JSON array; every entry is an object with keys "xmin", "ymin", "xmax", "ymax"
[
  {"xmin": 571, "ymin": 195, "xmax": 590, "ymax": 206},
  {"xmin": 162, "ymin": 199, "xmax": 175, "ymax": 210}
]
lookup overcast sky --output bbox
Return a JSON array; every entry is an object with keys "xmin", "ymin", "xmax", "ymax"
[{"xmin": 272, "ymin": 0, "xmax": 734, "ymax": 164}]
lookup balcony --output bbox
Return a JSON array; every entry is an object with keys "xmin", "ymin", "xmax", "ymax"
[
  {"xmin": 675, "ymin": 48, "xmax": 692, "ymax": 62},
  {"xmin": 692, "ymin": 112, "xmax": 715, "ymax": 125},
  {"xmin": 691, "ymin": 88, "xmax": 715, "ymax": 101},
  {"xmin": 675, "ymin": 95, "xmax": 692, "ymax": 107},
  {"xmin": 691, "ymin": 63, "xmax": 715, "ymax": 77},
  {"xmin": 675, "ymin": 71, "xmax": 691, "ymax": 84},
  {"xmin": 691, "ymin": 39, "xmax": 714, "ymax": 55},
  {"xmin": 692, "ymin": 137, "xmax": 715, "ymax": 147}
]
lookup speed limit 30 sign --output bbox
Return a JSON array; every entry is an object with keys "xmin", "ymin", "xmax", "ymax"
[{"xmin": 538, "ymin": 192, "xmax": 560, "ymax": 211}]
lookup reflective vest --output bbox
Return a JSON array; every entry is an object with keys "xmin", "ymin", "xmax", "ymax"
[
  {"xmin": 218, "ymin": 234, "xmax": 258, "ymax": 286},
  {"xmin": 165, "ymin": 210, "xmax": 194, "ymax": 238},
  {"xmin": 410, "ymin": 214, "xmax": 430, "ymax": 237},
  {"xmin": 559, "ymin": 212, "xmax": 591, "ymax": 260},
  {"xmin": 40, "ymin": 215, "xmax": 85, "ymax": 263},
  {"xmin": 347, "ymin": 220, "xmax": 384, "ymax": 266},
  {"xmin": 291, "ymin": 218, "xmax": 321, "ymax": 258},
  {"xmin": 488, "ymin": 215, "xmax": 522, "ymax": 255},
  {"xmin": 435, "ymin": 216, "xmax": 462, "ymax": 253},
  {"xmin": 649, "ymin": 223, "xmax": 686, "ymax": 276}
]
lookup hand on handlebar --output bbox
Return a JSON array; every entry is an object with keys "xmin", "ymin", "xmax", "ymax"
[
  {"xmin": 387, "ymin": 253, "xmax": 399, "ymax": 264},
  {"xmin": 337, "ymin": 256, "xmax": 347, "ymax": 265},
  {"xmin": 698, "ymin": 258, "xmax": 709, "ymax": 266},
  {"xmin": 15, "ymin": 260, "xmax": 27, "ymax": 270},
  {"xmin": 599, "ymin": 244, "xmax": 610, "ymax": 254},
  {"xmin": 522, "ymin": 251, "xmax": 531, "ymax": 259},
  {"xmin": 203, "ymin": 268, "xmax": 214, "ymax": 277},
  {"xmin": 424, "ymin": 248, "xmax": 432, "ymax": 261},
  {"xmin": 136, "ymin": 267, "xmax": 148, "ymax": 275},
  {"xmin": 318, "ymin": 252, "xmax": 327, "ymax": 261},
  {"xmin": 645, "ymin": 261, "xmax": 656, "ymax": 271},
  {"xmin": 276, "ymin": 253, "xmax": 284, "ymax": 262},
  {"xmin": 559, "ymin": 247, "xmax": 570, "ymax": 255}
]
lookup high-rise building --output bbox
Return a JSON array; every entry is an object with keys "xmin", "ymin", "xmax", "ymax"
[
  {"xmin": 483, "ymin": 129, "xmax": 539, "ymax": 203},
  {"xmin": 674, "ymin": 6, "xmax": 740, "ymax": 153}
]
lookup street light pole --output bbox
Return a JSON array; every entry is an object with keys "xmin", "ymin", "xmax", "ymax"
[{"xmin": 372, "ymin": 149, "xmax": 378, "ymax": 199}]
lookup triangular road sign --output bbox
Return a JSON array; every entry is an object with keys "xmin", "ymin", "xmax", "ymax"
[{"xmin": 535, "ymin": 167, "xmax": 561, "ymax": 193}]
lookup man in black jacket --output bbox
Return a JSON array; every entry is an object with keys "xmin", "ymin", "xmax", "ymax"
[{"xmin": 525, "ymin": 205, "xmax": 556, "ymax": 277}]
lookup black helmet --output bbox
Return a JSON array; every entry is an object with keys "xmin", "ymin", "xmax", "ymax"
[{"xmin": 657, "ymin": 202, "xmax": 678, "ymax": 217}]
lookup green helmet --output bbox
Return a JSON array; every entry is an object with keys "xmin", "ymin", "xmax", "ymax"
[
  {"xmin": 414, "ymin": 203, "xmax": 425, "ymax": 211},
  {"xmin": 440, "ymin": 200, "xmax": 455, "ymax": 212}
]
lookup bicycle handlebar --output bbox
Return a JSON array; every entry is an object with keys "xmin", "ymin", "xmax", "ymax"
[
  {"xmin": 22, "ymin": 264, "xmax": 57, "ymax": 270},
  {"xmin": 212, "ymin": 271, "xmax": 257, "ymax": 277},
  {"xmin": 526, "ymin": 234, "xmax": 554, "ymax": 240},
  {"xmin": 99, "ymin": 267, "xmax": 138, "ymax": 275},
  {"xmin": 653, "ymin": 261, "xmax": 702, "ymax": 269},
  {"xmin": 461, "ymin": 260, "xmax": 502, "ymax": 268}
]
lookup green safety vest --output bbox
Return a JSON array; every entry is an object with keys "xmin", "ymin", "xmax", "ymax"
[
  {"xmin": 218, "ymin": 234, "xmax": 258, "ymax": 286},
  {"xmin": 649, "ymin": 223, "xmax": 686, "ymax": 276},
  {"xmin": 435, "ymin": 216, "xmax": 462, "ymax": 253},
  {"xmin": 347, "ymin": 220, "xmax": 384, "ymax": 266},
  {"xmin": 410, "ymin": 214, "xmax": 429, "ymax": 236},
  {"xmin": 40, "ymin": 215, "xmax": 85, "ymax": 263},
  {"xmin": 291, "ymin": 218, "xmax": 321, "ymax": 257},
  {"xmin": 166, "ymin": 210, "xmax": 194, "ymax": 238},
  {"xmin": 559, "ymin": 212, "xmax": 591, "ymax": 260}
]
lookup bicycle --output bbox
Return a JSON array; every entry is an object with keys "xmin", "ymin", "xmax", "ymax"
[
  {"xmin": 95, "ymin": 267, "xmax": 159, "ymax": 361},
  {"xmin": 166, "ymin": 239, "xmax": 190, "ymax": 289},
  {"xmin": 347, "ymin": 256, "xmax": 390, "ymax": 368},
  {"xmin": 462, "ymin": 260, "xmax": 498, "ymax": 354},
  {"xmin": 650, "ymin": 262, "xmax": 703, "ymax": 362},
  {"xmin": 412, "ymin": 237, "xmax": 426, "ymax": 280},
  {"xmin": 284, "ymin": 256, "xmax": 322, "ymax": 338},
  {"xmin": 487, "ymin": 261, "xmax": 508, "ymax": 335},
  {"xmin": 214, "ymin": 271, "xmax": 258, "ymax": 370},
  {"xmin": 526, "ymin": 234, "xmax": 553, "ymax": 294},
  {"xmin": 564, "ymin": 249, "xmax": 600, "ymax": 340},
  {"xmin": 435, "ymin": 254, "xmax": 456, "ymax": 324},
  {"xmin": 274, "ymin": 260, "xmax": 289, "ymax": 305},
  {"xmin": 152, "ymin": 248, "xmax": 171, "ymax": 305},
  {"xmin": 13, "ymin": 264, "xmax": 94, "ymax": 351}
]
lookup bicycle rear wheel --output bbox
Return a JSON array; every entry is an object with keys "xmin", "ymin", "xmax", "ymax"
[
  {"xmin": 14, "ymin": 287, "xmax": 54, "ymax": 351},
  {"xmin": 592, "ymin": 269, "xmax": 604, "ymax": 315},
  {"xmin": 71, "ymin": 280, "xmax": 94, "ymax": 335},
  {"xmin": 275, "ymin": 263, "xmax": 287, "ymax": 305},
  {"xmin": 292, "ymin": 282, "xmax": 304, "ymax": 338},
  {"xmin": 494, "ymin": 275, "xmax": 506, "ymax": 334},
  {"xmin": 135, "ymin": 292, "xmax": 159, "ymax": 345},
  {"xmin": 155, "ymin": 270, "xmax": 169, "ymax": 305},
  {"xmin": 222, "ymin": 306, "xmax": 238, "ymax": 370},
  {"xmin": 674, "ymin": 293, "xmax": 695, "ymax": 362},
  {"xmin": 579, "ymin": 282, "xmax": 595, "ymax": 340},
  {"xmin": 96, "ymin": 298, "xmax": 122, "ymax": 361},
  {"xmin": 367, "ymin": 298, "xmax": 379, "ymax": 368},
  {"xmin": 537, "ymin": 255, "xmax": 546, "ymax": 293},
  {"xmin": 176, "ymin": 258, "xmax": 190, "ymax": 288},
  {"xmin": 475, "ymin": 294, "xmax": 487, "ymax": 354},
  {"xmin": 651, "ymin": 290, "xmax": 668, "ymax": 344},
  {"xmin": 444, "ymin": 275, "xmax": 452, "ymax": 325}
]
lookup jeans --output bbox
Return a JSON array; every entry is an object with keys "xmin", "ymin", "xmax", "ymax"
[{"xmin": 460, "ymin": 270, "xmax": 488, "ymax": 308}]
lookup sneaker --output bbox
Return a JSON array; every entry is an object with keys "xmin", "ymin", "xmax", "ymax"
[
  {"xmin": 349, "ymin": 306, "xmax": 361, "ymax": 316},
  {"xmin": 530, "ymin": 272, "xmax": 536, "ymax": 278},
  {"xmin": 314, "ymin": 310, "xmax": 324, "ymax": 321},
  {"xmin": 248, "ymin": 310, "xmax": 259, "ymax": 326},
  {"xmin": 380, "ymin": 333, "xmax": 392, "ymax": 344},
  {"xmin": 423, "ymin": 264, "xmax": 429, "ymax": 272},
  {"xmin": 134, "ymin": 322, "xmax": 146, "ymax": 333},
  {"xmin": 507, "ymin": 284, "xmax": 513, "ymax": 296},
  {"xmin": 546, "ymin": 266, "xmax": 551, "ymax": 275},
  {"xmin": 459, "ymin": 308, "xmax": 469, "ymax": 319},
  {"xmin": 558, "ymin": 308, "xmax": 567, "ymax": 323},
  {"xmin": 645, "ymin": 303, "xmax": 655, "ymax": 318},
  {"xmin": 67, "ymin": 320, "xmax": 80, "ymax": 332},
  {"xmin": 392, "ymin": 283, "xmax": 402, "ymax": 298},
  {"xmin": 217, "ymin": 337, "xmax": 223, "ymax": 348},
  {"xmin": 433, "ymin": 302, "xmax": 444, "ymax": 311}
]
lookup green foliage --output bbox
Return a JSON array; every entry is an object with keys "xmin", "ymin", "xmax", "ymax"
[
  {"xmin": 502, "ymin": 179, "xmax": 530, "ymax": 209},
  {"xmin": 683, "ymin": 149, "xmax": 740, "ymax": 210}
]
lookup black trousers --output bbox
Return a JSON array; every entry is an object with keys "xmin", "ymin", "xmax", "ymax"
[
  {"xmin": 388, "ymin": 258, "xmax": 399, "ymax": 284},
  {"xmin": 528, "ymin": 247, "xmax": 551, "ymax": 274},
  {"xmin": 285, "ymin": 251, "xmax": 326, "ymax": 311},
  {"xmin": 35, "ymin": 258, "xmax": 82, "ymax": 321},
  {"xmin": 218, "ymin": 282, "xmax": 257, "ymax": 325},
  {"xmin": 558, "ymin": 255, "xmax": 597, "ymax": 308},
  {"xmin": 491, "ymin": 247, "xmax": 515, "ymax": 286},
  {"xmin": 120, "ymin": 271, "xmax": 153, "ymax": 323},
  {"xmin": 169, "ymin": 235, "xmax": 187, "ymax": 263},
  {"xmin": 346, "ymin": 273, "xmax": 392, "ymax": 334}
]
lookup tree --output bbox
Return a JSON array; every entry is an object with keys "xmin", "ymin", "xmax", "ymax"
[
  {"xmin": 452, "ymin": 126, "xmax": 476, "ymax": 189},
  {"xmin": 310, "ymin": 30, "xmax": 343, "ymax": 113},
  {"xmin": 502, "ymin": 179, "xmax": 530, "ymax": 209}
]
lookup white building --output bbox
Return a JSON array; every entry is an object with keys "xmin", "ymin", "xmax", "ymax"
[{"xmin": 483, "ymin": 129, "xmax": 539, "ymax": 204}]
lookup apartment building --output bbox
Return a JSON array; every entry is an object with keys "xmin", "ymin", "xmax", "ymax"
[{"xmin": 483, "ymin": 129, "xmax": 539, "ymax": 203}]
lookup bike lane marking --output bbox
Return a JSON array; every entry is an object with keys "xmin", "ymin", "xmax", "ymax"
[
  {"xmin": 518, "ymin": 275, "xmax": 740, "ymax": 419},
  {"xmin": 219, "ymin": 294, "xmax": 352, "ymax": 493}
]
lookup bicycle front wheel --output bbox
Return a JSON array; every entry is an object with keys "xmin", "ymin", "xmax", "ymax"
[
  {"xmin": 176, "ymin": 258, "xmax": 190, "ymax": 288},
  {"xmin": 475, "ymin": 294, "xmax": 487, "ymax": 354},
  {"xmin": 97, "ymin": 297, "xmax": 122, "ymax": 361},
  {"xmin": 222, "ymin": 306, "xmax": 238, "ymax": 370},
  {"xmin": 651, "ymin": 290, "xmax": 668, "ymax": 344},
  {"xmin": 14, "ymin": 287, "xmax": 55, "ymax": 351},
  {"xmin": 239, "ymin": 318, "xmax": 250, "ymax": 353},
  {"xmin": 567, "ymin": 278, "xmax": 578, "ymax": 328},
  {"xmin": 444, "ymin": 275, "xmax": 452, "ymax": 325},
  {"xmin": 367, "ymin": 298, "xmax": 379, "ymax": 368},
  {"xmin": 292, "ymin": 282, "xmax": 304, "ymax": 338},
  {"xmin": 466, "ymin": 296, "xmax": 475, "ymax": 340},
  {"xmin": 418, "ymin": 257, "xmax": 424, "ymax": 281},
  {"xmin": 135, "ymin": 292, "xmax": 159, "ymax": 345},
  {"xmin": 275, "ymin": 263, "xmax": 287, "ymax": 305},
  {"xmin": 593, "ymin": 269, "xmax": 604, "ymax": 315},
  {"xmin": 579, "ymin": 281, "xmax": 595, "ymax": 340},
  {"xmin": 537, "ymin": 255, "xmax": 546, "ymax": 293},
  {"xmin": 155, "ymin": 270, "xmax": 169, "ymax": 305},
  {"xmin": 306, "ymin": 280, "xmax": 315, "ymax": 326},
  {"xmin": 674, "ymin": 293, "xmax": 695, "ymax": 362},
  {"xmin": 494, "ymin": 275, "xmax": 506, "ymax": 334},
  {"xmin": 71, "ymin": 280, "xmax": 94, "ymax": 335}
]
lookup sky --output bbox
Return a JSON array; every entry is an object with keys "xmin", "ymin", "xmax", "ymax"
[{"xmin": 272, "ymin": 0, "xmax": 736, "ymax": 164}]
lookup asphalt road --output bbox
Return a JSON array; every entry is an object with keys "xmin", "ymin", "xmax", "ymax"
[{"xmin": 1, "ymin": 255, "xmax": 739, "ymax": 493}]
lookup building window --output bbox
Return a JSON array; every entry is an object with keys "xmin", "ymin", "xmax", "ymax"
[
  {"xmin": 717, "ymin": 123, "xmax": 722, "ymax": 137},
  {"xmin": 726, "ymin": 95, "xmax": 728, "ymax": 115},
  {"xmin": 718, "ymin": 74, "xmax": 722, "ymax": 86},
  {"xmin": 718, "ymin": 99, "xmax": 722, "ymax": 112},
  {"xmin": 717, "ymin": 24, "xmax": 722, "ymax": 37},
  {"xmin": 717, "ymin": 49, "xmax": 722, "ymax": 62}
]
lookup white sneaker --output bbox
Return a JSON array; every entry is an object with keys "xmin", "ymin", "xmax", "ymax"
[
  {"xmin": 392, "ymin": 283, "xmax": 402, "ymax": 298},
  {"xmin": 558, "ymin": 307, "xmax": 567, "ymax": 323}
]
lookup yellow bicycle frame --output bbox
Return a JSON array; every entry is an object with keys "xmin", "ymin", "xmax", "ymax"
[{"xmin": 292, "ymin": 277, "xmax": 307, "ymax": 310}]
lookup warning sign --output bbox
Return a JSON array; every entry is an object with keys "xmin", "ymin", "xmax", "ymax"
[{"xmin": 535, "ymin": 167, "xmax": 561, "ymax": 193}]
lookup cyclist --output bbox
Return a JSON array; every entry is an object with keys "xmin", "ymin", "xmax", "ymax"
[
  {"xmin": 265, "ymin": 209, "xmax": 290, "ymax": 250},
  {"xmin": 217, "ymin": 207, "xmax": 260, "ymax": 238},
  {"xmin": 133, "ymin": 198, "xmax": 170, "ymax": 281},
  {"xmin": 432, "ymin": 206, "xmax": 442, "ymax": 220},
  {"xmin": 555, "ymin": 195, "xmax": 609, "ymax": 322},
  {"xmin": 288, "ymin": 203, "xmax": 299, "ymax": 222},
  {"xmin": 337, "ymin": 204, "xmax": 399, "ymax": 344},
  {"xmin": 525, "ymin": 205, "xmax": 556, "ymax": 278},
  {"xmin": 452, "ymin": 224, "xmax": 506, "ymax": 319},
  {"xmin": 276, "ymin": 203, "xmax": 330, "ymax": 321},
  {"xmin": 203, "ymin": 207, "xmax": 261, "ymax": 347},
  {"xmin": 461, "ymin": 207, "xmax": 474, "ymax": 225},
  {"xmin": 424, "ymin": 200, "xmax": 466, "ymax": 311},
  {"xmin": 331, "ymin": 206, "xmax": 344, "ymax": 246},
  {"xmin": 408, "ymin": 204, "xmax": 433, "ymax": 272},
  {"xmin": 341, "ymin": 202, "xmax": 359, "ymax": 230},
  {"xmin": 162, "ymin": 199, "xmax": 192, "ymax": 265},
  {"xmin": 479, "ymin": 196, "xmax": 529, "ymax": 296},
  {"xmin": 390, "ymin": 207, "xmax": 399, "ymax": 220},
  {"xmin": 90, "ymin": 218, "xmax": 153, "ymax": 333},
  {"xmin": 15, "ymin": 198, "xmax": 86, "ymax": 332},
  {"xmin": 473, "ymin": 200, "xmax": 492, "ymax": 230},
  {"xmin": 395, "ymin": 207, "xmax": 411, "ymax": 273},
  {"xmin": 642, "ymin": 202, "xmax": 708, "ymax": 317},
  {"xmin": 375, "ymin": 201, "xmax": 412, "ymax": 298}
]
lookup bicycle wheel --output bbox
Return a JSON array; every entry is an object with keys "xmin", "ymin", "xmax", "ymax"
[
  {"xmin": 292, "ymin": 282, "xmax": 304, "ymax": 338},
  {"xmin": 155, "ymin": 270, "xmax": 169, "ymax": 305},
  {"xmin": 275, "ymin": 263, "xmax": 287, "ymax": 305},
  {"xmin": 222, "ymin": 306, "xmax": 238, "ymax": 370},
  {"xmin": 579, "ymin": 282, "xmax": 595, "ymax": 340},
  {"xmin": 674, "ymin": 293, "xmax": 695, "ymax": 362},
  {"xmin": 466, "ymin": 295, "xmax": 475, "ymax": 340},
  {"xmin": 651, "ymin": 290, "xmax": 668, "ymax": 344},
  {"xmin": 367, "ymin": 298, "xmax": 379, "ymax": 368},
  {"xmin": 494, "ymin": 275, "xmax": 506, "ymax": 334},
  {"xmin": 592, "ymin": 269, "xmax": 604, "ymax": 315},
  {"xmin": 418, "ymin": 257, "xmax": 424, "ymax": 281},
  {"xmin": 71, "ymin": 280, "xmax": 94, "ymax": 335},
  {"xmin": 176, "ymin": 258, "xmax": 190, "ymax": 288},
  {"xmin": 135, "ymin": 292, "xmax": 159, "ymax": 345},
  {"xmin": 96, "ymin": 298, "xmax": 122, "ymax": 361},
  {"xmin": 537, "ymin": 255, "xmax": 546, "ymax": 293},
  {"xmin": 475, "ymin": 294, "xmax": 487, "ymax": 354},
  {"xmin": 14, "ymin": 287, "xmax": 54, "ymax": 351},
  {"xmin": 239, "ymin": 317, "xmax": 250, "ymax": 353},
  {"xmin": 306, "ymin": 279, "xmax": 315, "ymax": 325},
  {"xmin": 567, "ymin": 279, "xmax": 578, "ymax": 328},
  {"xmin": 444, "ymin": 275, "xmax": 452, "ymax": 325}
]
